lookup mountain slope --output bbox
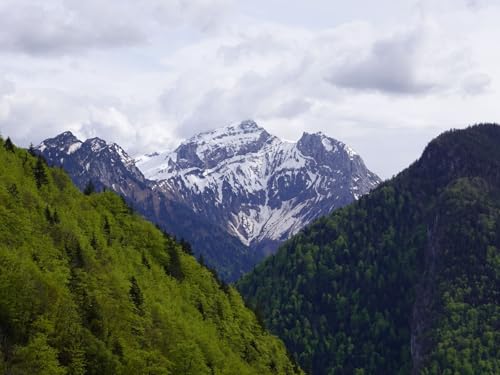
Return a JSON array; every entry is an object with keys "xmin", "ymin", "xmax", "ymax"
[
  {"xmin": 38, "ymin": 121, "xmax": 380, "ymax": 280},
  {"xmin": 238, "ymin": 124, "xmax": 500, "ymax": 374},
  {"xmin": 36, "ymin": 131, "xmax": 147, "ymax": 197},
  {"xmin": 36, "ymin": 132, "xmax": 260, "ymax": 282},
  {"xmin": 138, "ymin": 120, "xmax": 380, "ymax": 255},
  {"xmin": 0, "ymin": 138, "xmax": 302, "ymax": 374}
]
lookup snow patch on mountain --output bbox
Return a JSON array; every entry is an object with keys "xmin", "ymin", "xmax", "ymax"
[
  {"xmin": 67, "ymin": 142, "xmax": 82, "ymax": 155},
  {"xmin": 136, "ymin": 120, "xmax": 381, "ymax": 249}
]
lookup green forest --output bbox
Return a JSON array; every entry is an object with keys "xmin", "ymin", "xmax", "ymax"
[
  {"xmin": 0, "ymin": 137, "xmax": 302, "ymax": 374},
  {"xmin": 238, "ymin": 124, "xmax": 500, "ymax": 374}
]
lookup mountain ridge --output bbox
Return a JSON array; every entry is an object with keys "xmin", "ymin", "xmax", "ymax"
[
  {"xmin": 238, "ymin": 123, "xmax": 500, "ymax": 374},
  {"xmin": 37, "ymin": 120, "xmax": 380, "ymax": 278},
  {"xmin": 136, "ymin": 120, "xmax": 380, "ymax": 253}
]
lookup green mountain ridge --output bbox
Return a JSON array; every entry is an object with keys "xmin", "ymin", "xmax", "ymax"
[
  {"xmin": 0, "ymin": 137, "xmax": 302, "ymax": 374},
  {"xmin": 238, "ymin": 124, "xmax": 500, "ymax": 374}
]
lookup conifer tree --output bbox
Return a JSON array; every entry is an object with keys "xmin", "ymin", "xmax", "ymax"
[
  {"xmin": 90, "ymin": 233, "xmax": 98, "ymax": 250},
  {"xmin": 83, "ymin": 180, "xmax": 95, "ymax": 195},
  {"xmin": 4, "ymin": 137, "xmax": 14, "ymax": 152},
  {"xmin": 28, "ymin": 143, "xmax": 36, "ymax": 156},
  {"xmin": 179, "ymin": 238, "xmax": 193, "ymax": 255},
  {"xmin": 33, "ymin": 156, "xmax": 48, "ymax": 189},
  {"xmin": 129, "ymin": 276, "xmax": 144, "ymax": 312},
  {"xmin": 53, "ymin": 209, "xmax": 60, "ymax": 224},
  {"xmin": 103, "ymin": 216, "xmax": 111, "ymax": 245},
  {"xmin": 167, "ymin": 244, "xmax": 184, "ymax": 280},
  {"xmin": 45, "ymin": 205, "xmax": 53, "ymax": 223}
]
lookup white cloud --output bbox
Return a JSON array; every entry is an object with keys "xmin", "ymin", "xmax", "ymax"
[{"xmin": 0, "ymin": 0, "xmax": 499, "ymax": 178}]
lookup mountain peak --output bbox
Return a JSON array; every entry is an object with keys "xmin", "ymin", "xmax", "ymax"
[
  {"xmin": 413, "ymin": 123, "xmax": 500, "ymax": 187},
  {"xmin": 37, "ymin": 131, "xmax": 82, "ymax": 154},
  {"xmin": 43, "ymin": 130, "xmax": 80, "ymax": 144},
  {"xmin": 136, "ymin": 121, "xmax": 380, "ymax": 249},
  {"xmin": 39, "ymin": 123, "xmax": 380, "ymax": 280},
  {"xmin": 173, "ymin": 120, "xmax": 276, "ymax": 169},
  {"xmin": 191, "ymin": 120, "xmax": 268, "ymax": 142},
  {"xmin": 86, "ymin": 137, "xmax": 107, "ymax": 151},
  {"xmin": 237, "ymin": 119, "xmax": 261, "ymax": 130},
  {"xmin": 60, "ymin": 130, "xmax": 77, "ymax": 138},
  {"xmin": 36, "ymin": 131, "xmax": 146, "ymax": 197},
  {"xmin": 298, "ymin": 131, "xmax": 357, "ymax": 159}
]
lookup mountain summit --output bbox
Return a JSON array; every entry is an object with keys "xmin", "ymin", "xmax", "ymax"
[
  {"xmin": 137, "ymin": 120, "xmax": 380, "ymax": 254},
  {"xmin": 38, "ymin": 131, "xmax": 145, "ymax": 195},
  {"xmin": 38, "ymin": 121, "xmax": 380, "ymax": 279}
]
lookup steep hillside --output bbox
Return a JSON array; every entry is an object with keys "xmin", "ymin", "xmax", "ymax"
[
  {"xmin": 0, "ymin": 137, "xmax": 302, "ymax": 374},
  {"xmin": 36, "ymin": 132, "xmax": 260, "ymax": 282},
  {"xmin": 238, "ymin": 124, "xmax": 500, "ymax": 374}
]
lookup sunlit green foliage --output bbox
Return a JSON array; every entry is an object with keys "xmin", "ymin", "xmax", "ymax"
[{"xmin": 0, "ymin": 139, "xmax": 302, "ymax": 375}]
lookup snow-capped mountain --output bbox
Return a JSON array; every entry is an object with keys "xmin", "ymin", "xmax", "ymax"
[
  {"xmin": 36, "ymin": 131, "xmax": 261, "ymax": 282},
  {"xmin": 37, "ymin": 131, "xmax": 147, "ymax": 195},
  {"xmin": 136, "ymin": 120, "xmax": 381, "ymax": 254},
  {"xmin": 37, "ymin": 121, "xmax": 380, "ymax": 279}
]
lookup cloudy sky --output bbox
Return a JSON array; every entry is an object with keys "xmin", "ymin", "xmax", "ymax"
[{"xmin": 0, "ymin": 0, "xmax": 499, "ymax": 178}]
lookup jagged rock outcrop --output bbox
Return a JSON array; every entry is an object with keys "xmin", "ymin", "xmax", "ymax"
[{"xmin": 137, "ymin": 120, "xmax": 380, "ymax": 255}]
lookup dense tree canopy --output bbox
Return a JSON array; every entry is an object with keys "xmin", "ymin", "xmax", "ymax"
[
  {"xmin": 0, "ymin": 137, "xmax": 302, "ymax": 375},
  {"xmin": 238, "ymin": 124, "xmax": 500, "ymax": 374}
]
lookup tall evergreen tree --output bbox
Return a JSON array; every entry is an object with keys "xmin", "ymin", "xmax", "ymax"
[
  {"xmin": 83, "ymin": 180, "xmax": 95, "ymax": 195},
  {"xmin": 33, "ymin": 156, "xmax": 48, "ymax": 189},
  {"xmin": 129, "ymin": 276, "xmax": 144, "ymax": 312},
  {"xmin": 4, "ymin": 137, "xmax": 14, "ymax": 152},
  {"xmin": 179, "ymin": 238, "xmax": 193, "ymax": 255},
  {"xmin": 166, "ymin": 244, "xmax": 184, "ymax": 281},
  {"xmin": 28, "ymin": 143, "xmax": 37, "ymax": 156},
  {"xmin": 103, "ymin": 216, "xmax": 111, "ymax": 246}
]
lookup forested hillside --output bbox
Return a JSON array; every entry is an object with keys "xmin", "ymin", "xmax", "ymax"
[
  {"xmin": 0, "ymin": 137, "xmax": 302, "ymax": 375},
  {"xmin": 238, "ymin": 124, "xmax": 500, "ymax": 374}
]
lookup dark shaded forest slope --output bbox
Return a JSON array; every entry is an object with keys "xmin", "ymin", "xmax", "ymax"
[{"xmin": 238, "ymin": 124, "xmax": 500, "ymax": 375}]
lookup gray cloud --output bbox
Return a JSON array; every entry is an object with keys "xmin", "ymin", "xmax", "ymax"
[
  {"xmin": 0, "ymin": 0, "xmax": 233, "ymax": 56},
  {"xmin": 0, "ymin": 1, "xmax": 146, "ymax": 55},
  {"xmin": 328, "ymin": 33, "xmax": 435, "ymax": 95}
]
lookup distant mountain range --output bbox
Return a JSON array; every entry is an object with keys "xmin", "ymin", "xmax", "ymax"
[{"xmin": 37, "ymin": 120, "xmax": 380, "ymax": 280}]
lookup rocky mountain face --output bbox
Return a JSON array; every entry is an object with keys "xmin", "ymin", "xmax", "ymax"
[
  {"xmin": 37, "ymin": 120, "xmax": 380, "ymax": 279},
  {"xmin": 137, "ymin": 120, "xmax": 380, "ymax": 255},
  {"xmin": 37, "ymin": 131, "xmax": 148, "ymax": 196}
]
